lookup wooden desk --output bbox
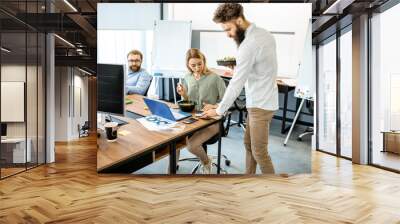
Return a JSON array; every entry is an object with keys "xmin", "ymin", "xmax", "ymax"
[
  {"xmin": 1, "ymin": 138, "xmax": 32, "ymax": 165},
  {"xmin": 382, "ymin": 131, "xmax": 400, "ymax": 154},
  {"xmin": 98, "ymin": 95, "xmax": 223, "ymax": 174},
  {"xmin": 212, "ymin": 68, "xmax": 298, "ymax": 134}
]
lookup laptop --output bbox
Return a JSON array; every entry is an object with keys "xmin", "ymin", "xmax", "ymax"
[{"xmin": 143, "ymin": 98, "xmax": 191, "ymax": 121}]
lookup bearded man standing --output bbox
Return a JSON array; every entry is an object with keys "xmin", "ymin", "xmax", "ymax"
[{"xmin": 202, "ymin": 3, "xmax": 279, "ymax": 174}]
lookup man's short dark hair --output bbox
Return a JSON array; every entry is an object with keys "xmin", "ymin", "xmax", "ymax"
[
  {"xmin": 127, "ymin": 50, "xmax": 143, "ymax": 60},
  {"xmin": 213, "ymin": 3, "xmax": 245, "ymax": 23}
]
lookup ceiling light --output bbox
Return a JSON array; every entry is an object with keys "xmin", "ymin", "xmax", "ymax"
[
  {"xmin": 1, "ymin": 47, "xmax": 11, "ymax": 53},
  {"xmin": 323, "ymin": 0, "xmax": 354, "ymax": 15},
  {"xmin": 78, "ymin": 67, "xmax": 92, "ymax": 76},
  {"xmin": 63, "ymin": 0, "xmax": 78, "ymax": 12},
  {"xmin": 54, "ymin": 34, "xmax": 75, "ymax": 48}
]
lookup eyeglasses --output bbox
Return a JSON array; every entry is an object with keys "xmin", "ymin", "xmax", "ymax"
[
  {"xmin": 128, "ymin": 59, "xmax": 142, "ymax": 63},
  {"xmin": 146, "ymin": 116, "xmax": 170, "ymax": 125}
]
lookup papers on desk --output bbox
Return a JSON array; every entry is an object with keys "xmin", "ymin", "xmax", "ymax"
[{"xmin": 137, "ymin": 117, "xmax": 185, "ymax": 133}]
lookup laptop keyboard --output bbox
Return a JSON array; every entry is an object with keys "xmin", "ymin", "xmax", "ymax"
[
  {"xmin": 109, "ymin": 116, "xmax": 129, "ymax": 126},
  {"xmin": 172, "ymin": 111, "xmax": 185, "ymax": 119},
  {"xmin": 171, "ymin": 109, "xmax": 190, "ymax": 120}
]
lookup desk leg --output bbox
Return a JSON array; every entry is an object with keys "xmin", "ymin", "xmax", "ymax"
[
  {"xmin": 217, "ymin": 120, "xmax": 222, "ymax": 174},
  {"xmin": 284, "ymin": 98, "xmax": 305, "ymax": 146},
  {"xmin": 169, "ymin": 141, "xmax": 177, "ymax": 174},
  {"xmin": 281, "ymin": 87, "xmax": 289, "ymax": 134}
]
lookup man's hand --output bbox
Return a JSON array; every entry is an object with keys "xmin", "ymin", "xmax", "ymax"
[
  {"xmin": 201, "ymin": 108, "xmax": 218, "ymax": 119},
  {"xmin": 202, "ymin": 103, "xmax": 217, "ymax": 111}
]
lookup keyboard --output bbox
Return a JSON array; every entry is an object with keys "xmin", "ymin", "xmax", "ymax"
[
  {"xmin": 109, "ymin": 116, "xmax": 129, "ymax": 126},
  {"xmin": 171, "ymin": 109, "xmax": 191, "ymax": 120}
]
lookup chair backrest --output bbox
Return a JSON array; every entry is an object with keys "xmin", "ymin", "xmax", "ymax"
[
  {"xmin": 82, "ymin": 121, "xmax": 90, "ymax": 129},
  {"xmin": 306, "ymin": 100, "xmax": 314, "ymax": 115},
  {"xmin": 144, "ymin": 77, "xmax": 153, "ymax": 96},
  {"xmin": 204, "ymin": 116, "xmax": 227, "ymax": 145}
]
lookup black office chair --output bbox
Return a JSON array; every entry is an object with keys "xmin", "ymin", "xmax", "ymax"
[
  {"xmin": 224, "ymin": 85, "xmax": 247, "ymax": 137},
  {"xmin": 144, "ymin": 77, "xmax": 153, "ymax": 96},
  {"xmin": 78, "ymin": 121, "xmax": 90, "ymax": 138},
  {"xmin": 178, "ymin": 115, "xmax": 231, "ymax": 174}
]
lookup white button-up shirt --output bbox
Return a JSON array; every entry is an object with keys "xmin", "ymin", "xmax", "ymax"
[{"xmin": 216, "ymin": 23, "xmax": 279, "ymax": 115}]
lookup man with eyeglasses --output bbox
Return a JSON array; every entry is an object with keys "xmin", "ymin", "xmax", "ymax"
[{"xmin": 126, "ymin": 50, "xmax": 152, "ymax": 95}]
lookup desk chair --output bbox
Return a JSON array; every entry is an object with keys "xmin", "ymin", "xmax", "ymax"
[
  {"xmin": 224, "ymin": 86, "xmax": 247, "ymax": 136},
  {"xmin": 178, "ymin": 115, "xmax": 231, "ymax": 174},
  {"xmin": 78, "ymin": 121, "xmax": 90, "ymax": 138},
  {"xmin": 144, "ymin": 77, "xmax": 153, "ymax": 96}
]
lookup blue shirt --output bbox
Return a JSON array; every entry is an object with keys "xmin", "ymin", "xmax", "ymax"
[{"xmin": 126, "ymin": 69, "xmax": 152, "ymax": 95}]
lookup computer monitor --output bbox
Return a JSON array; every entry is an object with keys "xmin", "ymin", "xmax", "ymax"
[
  {"xmin": 1, "ymin": 123, "xmax": 7, "ymax": 138},
  {"xmin": 97, "ymin": 64, "xmax": 126, "ymax": 116}
]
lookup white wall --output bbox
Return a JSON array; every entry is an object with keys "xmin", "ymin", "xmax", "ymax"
[
  {"xmin": 97, "ymin": 3, "xmax": 311, "ymax": 78},
  {"xmin": 97, "ymin": 30, "xmax": 153, "ymax": 71},
  {"xmin": 55, "ymin": 67, "xmax": 89, "ymax": 141},
  {"xmin": 97, "ymin": 3, "xmax": 159, "ymax": 74},
  {"xmin": 166, "ymin": 3, "xmax": 311, "ymax": 78},
  {"xmin": 97, "ymin": 3, "xmax": 160, "ymax": 30}
]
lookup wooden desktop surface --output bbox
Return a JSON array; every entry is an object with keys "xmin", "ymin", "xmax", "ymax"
[
  {"xmin": 97, "ymin": 94, "xmax": 220, "ymax": 172},
  {"xmin": 210, "ymin": 68, "xmax": 297, "ymax": 87}
]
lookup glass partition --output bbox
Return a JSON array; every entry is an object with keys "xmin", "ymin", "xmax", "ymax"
[{"xmin": 317, "ymin": 36, "xmax": 337, "ymax": 155}]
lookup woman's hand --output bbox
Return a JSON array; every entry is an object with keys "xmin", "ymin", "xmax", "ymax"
[
  {"xmin": 177, "ymin": 83, "xmax": 187, "ymax": 97},
  {"xmin": 202, "ymin": 103, "xmax": 218, "ymax": 111}
]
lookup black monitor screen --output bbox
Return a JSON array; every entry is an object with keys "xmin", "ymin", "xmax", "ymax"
[
  {"xmin": 97, "ymin": 64, "xmax": 125, "ymax": 116},
  {"xmin": 1, "ymin": 123, "xmax": 7, "ymax": 137}
]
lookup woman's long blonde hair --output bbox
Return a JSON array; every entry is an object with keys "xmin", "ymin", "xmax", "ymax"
[{"xmin": 185, "ymin": 48, "xmax": 211, "ymax": 75}]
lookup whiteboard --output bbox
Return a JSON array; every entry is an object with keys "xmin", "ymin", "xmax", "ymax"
[
  {"xmin": 294, "ymin": 21, "xmax": 315, "ymax": 100},
  {"xmin": 273, "ymin": 33, "xmax": 296, "ymax": 78},
  {"xmin": 152, "ymin": 20, "xmax": 192, "ymax": 77},
  {"xmin": 1, "ymin": 82, "xmax": 25, "ymax": 122}
]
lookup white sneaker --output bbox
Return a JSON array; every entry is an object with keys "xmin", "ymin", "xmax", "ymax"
[{"xmin": 201, "ymin": 156, "xmax": 213, "ymax": 174}]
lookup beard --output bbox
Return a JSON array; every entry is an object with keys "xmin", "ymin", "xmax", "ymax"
[
  {"xmin": 129, "ymin": 65, "xmax": 141, "ymax": 72},
  {"xmin": 233, "ymin": 26, "xmax": 246, "ymax": 47}
]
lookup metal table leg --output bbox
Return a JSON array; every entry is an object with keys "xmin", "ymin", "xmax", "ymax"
[
  {"xmin": 169, "ymin": 141, "xmax": 177, "ymax": 174},
  {"xmin": 217, "ymin": 120, "xmax": 222, "ymax": 174}
]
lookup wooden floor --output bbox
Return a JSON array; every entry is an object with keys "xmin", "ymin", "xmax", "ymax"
[
  {"xmin": 1, "ymin": 136, "xmax": 400, "ymax": 223},
  {"xmin": 1, "ymin": 167, "xmax": 26, "ymax": 178}
]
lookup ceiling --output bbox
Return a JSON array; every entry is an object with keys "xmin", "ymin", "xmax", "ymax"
[{"xmin": 0, "ymin": 0, "xmax": 393, "ymax": 74}]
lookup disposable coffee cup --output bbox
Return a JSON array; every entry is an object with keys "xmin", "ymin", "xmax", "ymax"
[{"xmin": 104, "ymin": 122, "xmax": 118, "ymax": 142}]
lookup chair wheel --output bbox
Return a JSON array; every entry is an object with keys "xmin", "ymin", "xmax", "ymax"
[
  {"xmin": 225, "ymin": 160, "xmax": 231, "ymax": 166},
  {"xmin": 297, "ymin": 137, "xmax": 302, "ymax": 141}
]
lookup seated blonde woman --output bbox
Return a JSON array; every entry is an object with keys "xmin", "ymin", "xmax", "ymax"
[{"xmin": 176, "ymin": 48, "xmax": 226, "ymax": 174}]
